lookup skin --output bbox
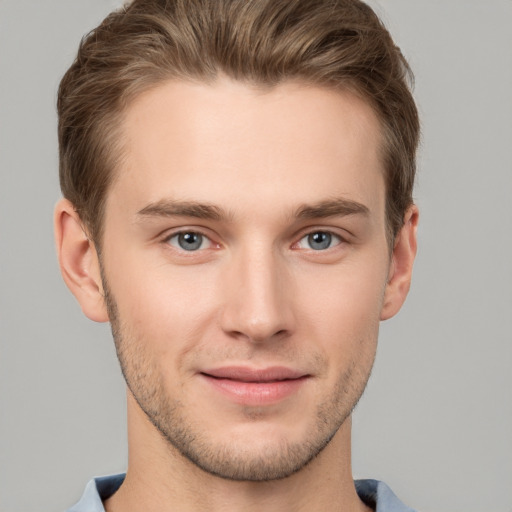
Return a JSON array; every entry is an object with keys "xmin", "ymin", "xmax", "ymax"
[{"xmin": 55, "ymin": 78, "xmax": 418, "ymax": 512}]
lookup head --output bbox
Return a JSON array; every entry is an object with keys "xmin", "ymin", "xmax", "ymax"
[{"xmin": 55, "ymin": 0, "xmax": 419, "ymax": 482}]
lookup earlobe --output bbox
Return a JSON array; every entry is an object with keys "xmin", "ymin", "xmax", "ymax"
[
  {"xmin": 54, "ymin": 198, "xmax": 109, "ymax": 322},
  {"xmin": 380, "ymin": 205, "xmax": 419, "ymax": 321}
]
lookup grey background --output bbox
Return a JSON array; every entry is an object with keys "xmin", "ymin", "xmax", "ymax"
[{"xmin": 1, "ymin": 1, "xmax": 511, "ymax": 511}]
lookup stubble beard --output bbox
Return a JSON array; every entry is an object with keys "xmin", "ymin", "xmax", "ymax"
[{"xmin": 103, "ymin": 280, "xmax": 376, "ymax": 482}]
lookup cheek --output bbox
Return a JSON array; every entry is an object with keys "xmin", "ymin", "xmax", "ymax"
[
  {"xmin": 103, "ymin": 234, "xmax": 389, "ymax": 366},
  {"xmin": 105, "ymin": 252, "xmax": 222, "ymax": 352},
  {"xmin": 294, "ymin": 256, "xmax": 388, "ymax": 351},
  {"xmin": 304, "ymin": 259, "xmax": 387, "ymax": 309}
]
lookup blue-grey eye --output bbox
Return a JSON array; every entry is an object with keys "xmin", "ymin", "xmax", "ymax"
[
  {"xmin": 168, "ymin": 232, "xmax": 209, "ymax": 251},
  {"xmin": 297, "ymin": 231, "xmax": 341, "ymax": 250},
  {"xmin": 308, "ymin": 232, "xmax": 331, "ymax": 250}
]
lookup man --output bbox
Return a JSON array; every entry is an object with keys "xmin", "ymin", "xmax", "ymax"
[{"xmin": 55, "ymin": 0, "xmax": 419, "ymax": 510}]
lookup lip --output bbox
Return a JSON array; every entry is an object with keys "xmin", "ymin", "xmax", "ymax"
[{"xmin": 199, "ymin": 366, "xmax": 310, "ymax": 406}]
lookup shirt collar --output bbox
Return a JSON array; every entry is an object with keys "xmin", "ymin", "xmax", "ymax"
[{"xmin": 67, "ymin": 474, "xmax": 416, "ymax": 512}]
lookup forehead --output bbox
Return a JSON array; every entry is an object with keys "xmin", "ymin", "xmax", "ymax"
[{"xmin": 109, "ymin": 78, "xmax": 385, "ymax": 222}]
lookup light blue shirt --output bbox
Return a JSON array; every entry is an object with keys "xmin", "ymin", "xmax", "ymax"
[{"xmin": 66, "ymin": 474, "xmax": 417, "ymax": 511}]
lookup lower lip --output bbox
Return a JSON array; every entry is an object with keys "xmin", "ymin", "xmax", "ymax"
[{"xmin": 200, "ymin": 374, "xmax": 308, "ymax": 406}]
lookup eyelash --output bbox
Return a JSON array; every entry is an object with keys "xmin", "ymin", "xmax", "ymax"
[
  {"xmin": 162, "ymin": 228, "xmax": 346, "ymax": 253},
  {"xmin": 163, "ymin": 230, "xmax": 217, "ymax": 252},
  {"xmin": 294, "ymin": 231, "xmax": 344, "ymax": 251}
]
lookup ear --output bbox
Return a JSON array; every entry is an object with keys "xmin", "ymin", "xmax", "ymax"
[
  {"xmin": 380, "ymin": 205, "xmax": 419, "ymax": 321},
  {"xmin": 54, "ymin": 198, "xmax": 109, "ymax": 322}
]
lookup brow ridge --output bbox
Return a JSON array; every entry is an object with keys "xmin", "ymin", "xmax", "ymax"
[
  {"xmin": 136, "ymin": 197, "xmax": 369, "ymax": 223},
  {"xmin": 295, "ymin": 198, "xmax": 369, "ymax": 219},
  {"xmin": 136, "ymin": 199, "xmax": 224, "ymax": 221}
]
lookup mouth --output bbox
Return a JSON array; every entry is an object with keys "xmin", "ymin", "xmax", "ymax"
[{"xmin": 199, "ymin": 366, "xmax": 310, "ymax": 405}]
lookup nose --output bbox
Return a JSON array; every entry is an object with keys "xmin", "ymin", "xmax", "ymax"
[{"xmin": 219, "ymin": 245, "xmax": 295, "ymax": 344}]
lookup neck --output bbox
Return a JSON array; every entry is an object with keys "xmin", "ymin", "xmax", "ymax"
[{"xmin": 105, "ymin": 391, "xmax": 371, "ymax": 512}]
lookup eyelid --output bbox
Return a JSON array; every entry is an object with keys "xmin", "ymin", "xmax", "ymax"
[
  {"xmin": 295, "ymin": 231, "xmax": 343, "ymax": 250},
  {"xmin": 291, "ymin": 226, "xmax": 350, "ymax": 249},
  {"xmin": 158, "ymin": 225, "xmax": 350, "ymax": 252},
  {"xmin": 161, "ymin": 227, "xmax": 220, "ymax": 251}
]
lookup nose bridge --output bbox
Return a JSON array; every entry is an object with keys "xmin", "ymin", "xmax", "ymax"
[{"xmin": 220, "ymin": 241, "xmax": 293, "ymax": 342}]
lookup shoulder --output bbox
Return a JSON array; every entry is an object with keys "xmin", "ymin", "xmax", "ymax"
[
  {"xmin": 355, "ymin": 479, "xmax": 417, "ymax": 512},
  {"xmin": 66, "ymin": 474, "xmax": 125, "ymax": 512}
]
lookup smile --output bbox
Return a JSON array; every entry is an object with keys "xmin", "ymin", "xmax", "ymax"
[{"xmin": 199, "ymin": 366, "xmax": 310, "ymax": 406}]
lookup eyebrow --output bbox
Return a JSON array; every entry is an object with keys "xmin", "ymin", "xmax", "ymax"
[
  {"xmin": 294, "ymin": 198, "xmax": 369, "ymax": 219},
  {"xmin": 135, "ymin": 197, "xmax": 369, "ymax": 222},
  {"xmin": 136, "ymin": 199, "xmax": 225, "ymax": 221}
]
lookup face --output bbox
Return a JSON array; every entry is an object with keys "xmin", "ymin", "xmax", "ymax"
[{"xmin": 99, "ymin": 78, "xmax": 395, "ymax": 481}]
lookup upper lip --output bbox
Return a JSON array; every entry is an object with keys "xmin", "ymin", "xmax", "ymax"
[{"xmin": 201, "ymin": 366, "xmax": 308, "ymax": 383}]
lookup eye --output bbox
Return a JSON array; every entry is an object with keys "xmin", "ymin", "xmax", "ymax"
[
  {"xmin": 296, "ymin": 231, "xmax": 342, "ymax": 251},
  {"xmin": 166, "ymin": 231, "xmax": 212, "ymax": 251}
]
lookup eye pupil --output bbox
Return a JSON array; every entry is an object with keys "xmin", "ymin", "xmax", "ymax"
[
  {"xmin": 178, "ymin": 232, "xmax": 202, "ymax": 251},
  {"xmin": 308, "ymin": 232, "xmax": 331, "ymax": 250}
]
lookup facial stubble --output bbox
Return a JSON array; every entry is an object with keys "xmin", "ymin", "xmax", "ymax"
[{"xmin": 101, "ymin": 272, "xmax": 377, "ymax": 482}]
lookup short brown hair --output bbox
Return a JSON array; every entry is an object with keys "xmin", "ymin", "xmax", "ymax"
[{"xmin": 58, "ymin": 0, "xmax": 419, "ymax": 245}]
